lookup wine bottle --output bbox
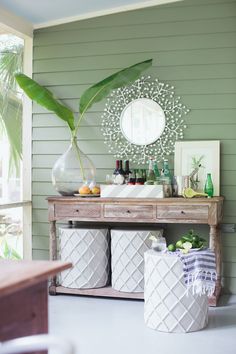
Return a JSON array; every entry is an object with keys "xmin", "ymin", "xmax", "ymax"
[
  {"xmin": 113, "ymin": 160, "xmax": 119, "ymax": 176},
  {"xmin": 113, "ymin": 160, "xmax": 125, "ymax": 185},
  {"xmin": 204, "ymin": 173, "xmax": 214, "ymax": 198},
  {"xmin": 124, "ymin": 160, "xmax": 132, "ymax": 184}
]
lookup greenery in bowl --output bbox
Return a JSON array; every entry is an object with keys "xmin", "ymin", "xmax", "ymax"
[{"xmin": 167, "ymin": 229, "xmax": 207, "ymax": 253}]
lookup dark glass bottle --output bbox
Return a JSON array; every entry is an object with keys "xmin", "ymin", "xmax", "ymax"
[
  {"xmin": 204, "ymin": 173, "xmax": 214, "ymax": 198},
  {"xmin": 142, "ymin": 169, "xmax": 147, "ymax": 183},
  {"xmin": 128, "ymin": 170, "xmax": 136, "ymax": 185},
  {"xmin": 113, "ymin": 160, "xmax": 125, "ymax": 185},
  {"xmin": 113, "ymin": 160, "xmax": 119, "ymax": 175},
  {"xmin": 124, "ymin": 160, "xmax": 132, "ymax": 184},
  {"xmin": 135, "ymin": 169, "xmax": 144, "ymax": 185}
]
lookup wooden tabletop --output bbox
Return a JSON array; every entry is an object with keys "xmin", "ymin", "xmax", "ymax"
[
  {"xmin": 47, "ymin": 195, "xmax": 224, "ymax": 204},
  {"xmin": 0, "ymin": 260, "xmax": 72, "ymax": 297}
]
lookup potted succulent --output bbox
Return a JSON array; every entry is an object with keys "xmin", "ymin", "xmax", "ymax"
[{"xmin": 15, "ymin": 59, "xmax": 152, "ymax": 195}]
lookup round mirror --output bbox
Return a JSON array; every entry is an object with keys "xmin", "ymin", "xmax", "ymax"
[{"xmin": 120, "ymin": 98, "xmax": 166, "ymax": 146}]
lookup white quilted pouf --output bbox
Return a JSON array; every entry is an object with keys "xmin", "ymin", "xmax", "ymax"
[
  {"xmin": 59, "ymin": 227, "xmax": 109, "ymax": 289},
  {"xmin": 144, "ymin": 250, "xmax": 208, "ymax": 333},
  {"xmin": 111, "ymin": 229, "xmax": 163, "ymax": 293}
]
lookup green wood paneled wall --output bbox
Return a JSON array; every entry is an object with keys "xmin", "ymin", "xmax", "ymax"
[{"xmin": 32, "ymin": 0, "xmax": 236, "ymax": 293}]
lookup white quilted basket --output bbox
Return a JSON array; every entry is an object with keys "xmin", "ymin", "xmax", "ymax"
[
  {"xmin": 59, "ymin": 227, "xmax": 109, "ymax": 289},
  {"xmin": 144, "ymin": 250, "xmax": 208, "ymax": 333},
  {"xmin": 111, "ymin": 229, "xmax": 163, "ymax": 293}
]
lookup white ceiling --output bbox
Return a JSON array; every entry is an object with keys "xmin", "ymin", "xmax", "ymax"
[{"xmin": 0, "ymin": 0, "xmax": 182, "ymax": 29}]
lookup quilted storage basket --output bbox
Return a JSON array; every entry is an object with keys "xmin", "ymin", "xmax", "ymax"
[
  {"xmin": 111, "ymin": 229, "xmax": 163, "ymax": 293},
  {"xmin": 59, "ymin": 227, "xmax": 109, "ymax": 289},
  {"xmin": 144, "ymin": 250, "xmax": 208, "ymax": 333}
]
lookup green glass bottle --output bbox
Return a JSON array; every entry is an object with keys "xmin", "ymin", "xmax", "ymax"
[
  {"xmin": 153, "ymin": 160, "xmax": 160, "ymax": 179},
  {"xmin": 163, "ymin": 159, "xmax": 172, "ymax": 179},
  {"xmin": 204, "ymin": 173, "xmax": 214, "ymax": 198}
]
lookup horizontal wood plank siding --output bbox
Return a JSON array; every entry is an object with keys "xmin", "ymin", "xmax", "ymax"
[{"xmin": 32, "ymin": 0, "xmax": 236, "ymax": 293}]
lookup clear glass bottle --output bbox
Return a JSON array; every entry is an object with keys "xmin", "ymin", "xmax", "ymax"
[
  {"xmin": 153, "ymin": 160, "xmax": 161, "ymax": 184},
  {"xmin": 147, "ymin": 158, "xmax": 156, "ymax": 182},
  {"xmin": 151, "ymin": 235, "xmax": 167, "ymax": 252},
  {"xmin": 51, "ymin": 137, "xmax": 96, "ymax": 196},
  {"xmin": 204, "ymin": 173, "xmax": 214, "ymax": 198}
]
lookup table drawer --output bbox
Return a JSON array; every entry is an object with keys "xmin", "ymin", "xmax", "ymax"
[
  {"xmin": 104, "ymin": 205, "xmax": 153, "ymax": 219},
  {"xmin": 156, "ymin": 205, "xmax": 208, "ymax": 220},
  {"xmin": 55, "ymin": 204, "xmax": 101, "ymax": 218}
]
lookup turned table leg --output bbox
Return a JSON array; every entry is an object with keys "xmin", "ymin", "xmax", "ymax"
[
  {"xmin": 209, "ymin": 224, "xmax": 222, "ymax": 306},
  {"xmin": 49, "ymin": 220, "xmax": 57, "ymax": 295}
]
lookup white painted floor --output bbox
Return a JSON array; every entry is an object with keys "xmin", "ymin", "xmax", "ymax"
[{"xmin": 49, "ymin": 295, "xmax": 236, "ymax": 354}]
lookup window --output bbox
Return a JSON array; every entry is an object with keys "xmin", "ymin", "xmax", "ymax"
[{"xmin": 0, "ymin": 28, "xmax": 32, "ymax": 259}]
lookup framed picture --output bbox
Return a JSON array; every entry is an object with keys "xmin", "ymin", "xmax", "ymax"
[{"xmin": 174, "ymin": 141, "xmax": 220, "ymax": 196}]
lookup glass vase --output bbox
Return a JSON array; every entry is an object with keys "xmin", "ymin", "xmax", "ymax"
[{"xmin": 51, "ymin": 138, "xmax": 96, "ymax": 196}]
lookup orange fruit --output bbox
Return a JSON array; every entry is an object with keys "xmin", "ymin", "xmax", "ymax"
[
  {"xmin": 91, "ymin": 186, "xmax": 100, "ymax": 195},
  {"xmin": 79, "ymin": 185, "xmax": 91, "ymax": 195}
]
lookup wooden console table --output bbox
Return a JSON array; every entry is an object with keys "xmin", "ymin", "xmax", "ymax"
[
  {"xmin": 0, "ymin": 260, "xmax": 71, "ymax": 341},
  {"xmin": 47, "ymin": 196, "xmax": 223, "ymax": 306}
]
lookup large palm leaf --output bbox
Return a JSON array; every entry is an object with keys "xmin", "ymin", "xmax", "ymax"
[
  {"xmin": 15, "ymin": 59, "xmax": 153, "ymax": 137},
  {"xmin": 79, "ymin": 59, "xmax": 152, "ymax": 115}
]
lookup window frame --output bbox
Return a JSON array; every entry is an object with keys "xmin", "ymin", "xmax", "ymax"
[{"xmin": 0, "ymin": 20, "xmax": 33, "ymax": 259}]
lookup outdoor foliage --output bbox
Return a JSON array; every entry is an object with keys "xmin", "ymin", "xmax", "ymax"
[{"xmin": 0, "ymin": 38, "xmax": 23, "ymax": 175}]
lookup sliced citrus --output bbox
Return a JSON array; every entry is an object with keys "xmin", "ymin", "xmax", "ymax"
[
  {"xmin": 183, "ymin": 241, "xmax": 192, "ymax": 250},
  {"xmin": 181, "ymin": 249, "xmax": 189, "ymax": 254}
]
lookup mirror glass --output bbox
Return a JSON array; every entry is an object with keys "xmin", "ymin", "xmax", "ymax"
[{"xmin": 120, "ymin": 98, "xmax": 166, "ymax": 146}]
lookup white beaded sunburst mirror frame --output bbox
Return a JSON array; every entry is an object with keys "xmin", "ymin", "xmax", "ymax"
[{"xmin": 101, "ymin": 76, "xmax": 190, "ymax": 165}]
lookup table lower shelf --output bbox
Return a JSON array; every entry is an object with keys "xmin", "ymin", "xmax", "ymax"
[
  {"xmin": 50, "ymin": 285, "xmax": 144, "ymax": 300},
  {"xmin": 49, "ymin": 284, "xmax": 220, "ymax": 306}
]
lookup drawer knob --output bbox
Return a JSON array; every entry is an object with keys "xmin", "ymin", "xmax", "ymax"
[
  {"xmin": 181, "ymin": 210, "xmax": 185, "ymax": 214},
  {"xmin": 76, "ymin": 209, "xmax": 79, "ymax": 213},
  {"xmin": 126, "ymin": 210, "xmax": 131, "ymax": 214}
]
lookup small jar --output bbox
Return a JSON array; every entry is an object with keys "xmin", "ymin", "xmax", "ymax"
[
  {"xmin": 160, "ymin": 177, "xmax": 172, "ymax": 197},
  {"xmin": 151, "ymin": 236, "xmax": 167, "ymax": 252}
]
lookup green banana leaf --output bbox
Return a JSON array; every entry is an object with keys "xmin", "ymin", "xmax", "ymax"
[
  {"xmin": 79, "ymin": 59, "xmax": 152, "ymax": 116},
  {"xmin": 15, "ymin": 73, "xmax": 75, "ymax": 132}
]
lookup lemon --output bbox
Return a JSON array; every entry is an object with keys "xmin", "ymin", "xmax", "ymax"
[
  {"xmin": 167, "ymin": 244, "xmax": 176, "ymax": 252},
  {"xmin": 183, "ymin": 241, "xmax": 192, "ymax": 250},
  {"xmin": 176, "ymin": 240, "xmax": 184, "ymax": 249}
]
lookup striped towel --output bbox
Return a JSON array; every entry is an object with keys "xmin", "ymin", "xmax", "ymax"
[{"xmin": 178, "ymin": 249, "xmax": 217, "ymax": 296}]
